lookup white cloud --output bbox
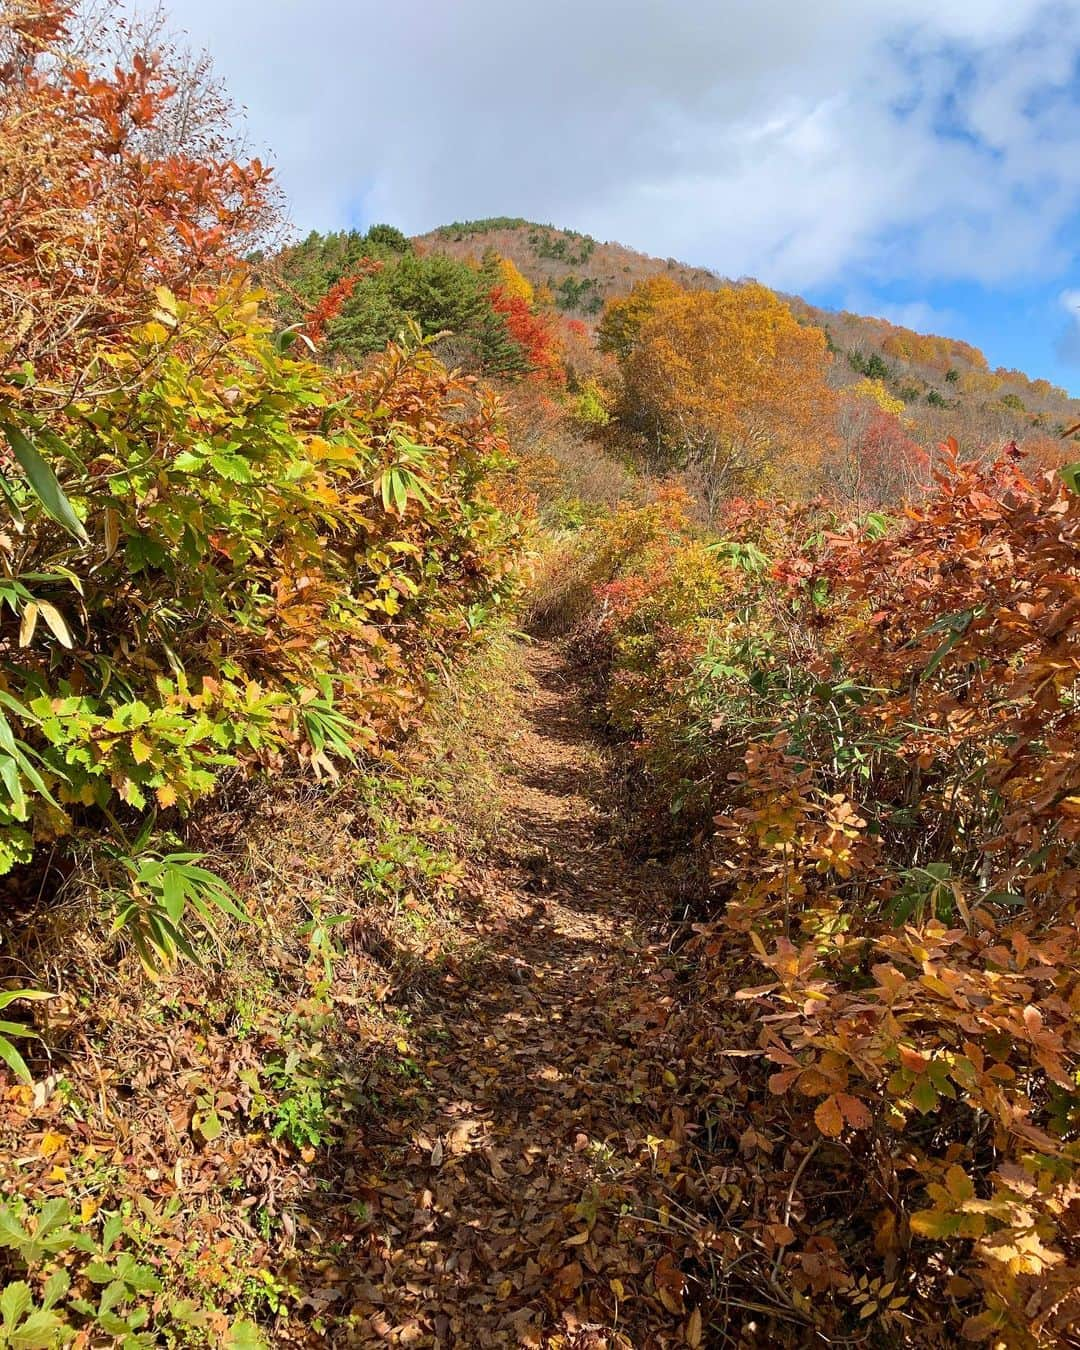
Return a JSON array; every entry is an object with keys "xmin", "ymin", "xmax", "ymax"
[
  {"xmin": 154, "ymin": 0, "xmax": 1080, "ymax": 293},
  {"xmin": 846, "ymin": 296, "xmax": 960, "ymax": 336},
  {"xmin": 1058, "ymin": 288, "xmax": 1080, "ymax": 365}
]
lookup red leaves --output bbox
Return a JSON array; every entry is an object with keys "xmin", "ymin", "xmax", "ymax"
[
  {"xmin": 489, "ymin": 286, "xmax": 565, "ymax": 386},
  {"xmin": 302, "ymin": 273, "xmax": 359, "ymax": 343},
  {"xmin": 0, "ymin": 1, "xmax": 276, "ymax": 384}
]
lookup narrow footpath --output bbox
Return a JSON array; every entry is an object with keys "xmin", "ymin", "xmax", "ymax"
[{"xmin": 338, "ymin": 641, "xmax": 706, "ymax": 1348}]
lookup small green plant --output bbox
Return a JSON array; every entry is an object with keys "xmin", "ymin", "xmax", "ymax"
[
  {"xmin": 239, "ymin": 1268, "xmax": 297, "ymax": 1320},
  {"xmin": 707, "ymin": 538, "xmax": 771, "ymax": 575},
  {"xmin": 297, "ymin": 679, "xmax": 358, "ymax": 779},
  {"xmin": 0, "ymin": 1199, "xmax": 262, "ymax": 1348},
  {"xmin": 0, "ymin": 1271, "xmax": 70, "ymax": 1348},
  {"xmin": 242, "ymin": 1035, "xmax": 352, "ymax": 1153},
  {"xmin": 298, "ymin": 902, "xmax": 351, "ymax": 983},
  {"xmin": 66, "ymin": 1249, "xmax": 161, "ymax": 1342},
  {"xmin": 107, "ymin": 844, "xmax": 248, "ymax": 975},
  {"xmin": 0, "ymin": 990, "xmax": 50, "ymax": 1083},
  {"xmin": 0, "ymin": 1198, "xmax": 89, "ymax": 1266},
  {"xmin": 263, "ymin": 1055, "xmax": 333, "ymax": 1150},
  {"xmin": 889, "ymin": 862, "xmax": 957, "ymax": 924}
]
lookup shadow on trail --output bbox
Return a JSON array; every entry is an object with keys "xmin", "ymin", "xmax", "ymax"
[{"xmin": 287, "ymin": 641, "xmax": 700, "ymax": 1348}]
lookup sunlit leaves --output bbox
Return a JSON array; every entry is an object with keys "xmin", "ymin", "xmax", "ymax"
[
  {"xmin": 608, "ymin": 281, "xmax": 838, "ymax": 496},
  {"xmin": 575, "ymin": 444, "xmax": 1080, "ymax": 1344},
  {"xmin": 0, "ymin": 281, "xmax": 523, "ymax": 970}
]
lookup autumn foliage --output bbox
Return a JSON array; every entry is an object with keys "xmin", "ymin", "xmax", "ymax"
[
  {"xmin": 487, "ymin": 285, "xmax": 565, "ymax": 385},
  {"xmin": 0, "ymin": 0, "xmax": 274, "ymax": 387},
  {"xmin": 6, "ymin": 3, "xmax": 1080, "ymax": 1344},
  {"xmin": 604, "ymin": 281, "xmax": 838, "ymax": 502},
  {"xmin": 553, "ymin": 441, "xmax": 1080, "ymax": 1345},
  {"xmin": 0, "ymin": 7, "xmax": 524, "ymax": 980}
]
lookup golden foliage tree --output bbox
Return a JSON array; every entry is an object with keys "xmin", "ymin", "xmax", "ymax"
[
  {"xmin": 620, "ymin": 283, "xmax": 837, "ymax": 501},
  {"xmin": 849, "ymin": 376, "xmax": 905, "ymax": 416},
  {"xmin": 595, "ymin": 275, "xmax": 683, "ymax": 359},
  {"xmin": 495, "ymin": 256, "xmax": 534, "ymax": 306}
]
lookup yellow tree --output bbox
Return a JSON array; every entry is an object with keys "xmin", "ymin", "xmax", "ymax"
[
  {"xmin": 596, "ymin": 275, "xmax": 683, "ymax": 359},
  {"xmin": 620, "ymin": 283, "xmax": 837, "ymax": 502},
  {"xmin": 495, "ymin": 256, "xmax": 534, "ymax": 306},
  {"xmin": 849, "ymin": 376, "xmax": 905, "ymax": 416}
]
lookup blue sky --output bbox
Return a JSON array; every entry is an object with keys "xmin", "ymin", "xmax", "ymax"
[{"xmin": 160, "ymin": 0, "xmax": 1080, "ymax": 395}]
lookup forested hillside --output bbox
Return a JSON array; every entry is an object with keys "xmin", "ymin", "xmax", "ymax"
[
  {"xmin": 0, "ymin": 5, "xmax": 1077, "ymax": 1348},
  {"xmin": 416, "ymin": 217, "xmax": 1080, "ymax": 460}
]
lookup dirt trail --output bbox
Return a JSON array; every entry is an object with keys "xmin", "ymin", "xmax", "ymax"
[{"xmin": 346, "ymin": 641, "xmax": 693, "ymax": 1348}]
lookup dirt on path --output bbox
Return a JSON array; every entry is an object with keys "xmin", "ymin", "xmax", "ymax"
[{"xmin": 338, "ymin": 640, "xmax": 700, "ymax": 1348}]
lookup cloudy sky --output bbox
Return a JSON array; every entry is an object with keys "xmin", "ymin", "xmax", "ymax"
[{"xmin": 163, "ymin": 0, "xmax": 1080, "ymax": 392}]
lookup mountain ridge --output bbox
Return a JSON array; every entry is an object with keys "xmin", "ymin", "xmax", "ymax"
[{"xmin": 415, "ymin": 217, "xmax": 1080, "ymax": 452}]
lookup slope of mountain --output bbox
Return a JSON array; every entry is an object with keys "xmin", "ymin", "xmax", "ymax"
[{"xmin": 415, "ymin": 218, "xmax": 1080, "ymax": 452}]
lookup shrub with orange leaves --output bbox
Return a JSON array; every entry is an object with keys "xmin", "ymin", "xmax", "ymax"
[
  {"xmin": 569, "ymin": 441, "xmax": 1080, "ymax": 1345},
  {"xmin": 0, "ymin": 0, "xmax": 275, "ymax": 389}
]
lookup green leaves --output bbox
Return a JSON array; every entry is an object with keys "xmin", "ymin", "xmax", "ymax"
[
  {"xmin": 0, "ymin": 1199, "xmax": 85, "ymax": 1265},
  {"xmin": 0, "ymin": 990, "xmax": 51, "ymax": 1085},
  {"xmin": 0, "ymin": 1196, "xmax": 237, "ymax": 1346},
  {"xmin": 0, "ymin": 423, "xmax": 88, "ymax": 546},
  {"xmin": 375, "ymin": 436, "xmax": 436, "ymax": 515},
  {"xmin": 0, "ymin": 692, "xmax": 63, "ymax": 834},
  {"xmin": 0, "ymin": 1280, "xmax": 66, "ymax": 1349},
  {"xmin": 707, "ymin": 539, "xmax": 771, "ymax": 575},
  {"xmin": 913, "ymin": 605, "xmax": 984, "ymax": 680},
  {"xmin": 224, "ymin": 1319, "xmax": 267, "ymax": 1349},
  {"xmin": 1059, "ymin": 461, "xmax": 1080, "ymax": 493},
  {"xmin": 111, "ymin": 850, "xmax": 248, "ymax": 975},
  {"xmin": 0, "ymin": 285, "xmax": 522, "ymax": 1009},
  {"xmin": 297, "ymin": 681, "xmax": 357, "ymax": 778}
]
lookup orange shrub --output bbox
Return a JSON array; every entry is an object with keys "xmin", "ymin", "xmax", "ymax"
[{"xmin": 573, "ymin": 444, "xmax": 1080, "ymax": 1344}]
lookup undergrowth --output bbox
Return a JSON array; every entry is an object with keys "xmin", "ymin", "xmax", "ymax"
[
  {"xmin": 548, "ymin": 453, "xmax": 1080, "ymax": 1347},
  {"xmin": 0, "ymin": 626, "xmax": 526, "ymax": 1345}
]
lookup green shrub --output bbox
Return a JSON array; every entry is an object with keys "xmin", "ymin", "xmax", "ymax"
[
  {"xmin": 847, "ymin": 349, "xmax": 891, "ymax": 381},
  {"xmin": 573, "ymin": 380, "xmax": 612, "ymax": 429},
  {"xmin": 0, "ymin": 1198, "xmax": 264, "ymax": 1347},
  {"xmin": 0, "ymin": 282, "xmax": 523, "ymax": 974}
]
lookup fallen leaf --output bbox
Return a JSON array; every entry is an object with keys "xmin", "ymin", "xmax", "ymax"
[
  {"xmin": 39, "ymin": 1129, "xmax": 66, "ymax": 1158},
  {"xmin": 554, "ymin": 1261, "xmax": 583, "ymax": 1298},
  {"xmin": 814, "ymin": 1095, "xmax": 844, "ymax": 1138}
]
